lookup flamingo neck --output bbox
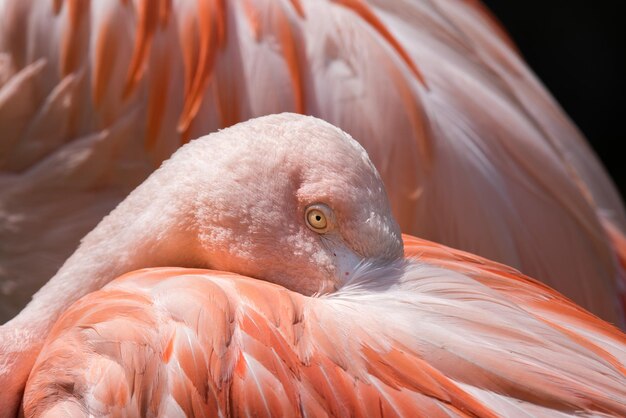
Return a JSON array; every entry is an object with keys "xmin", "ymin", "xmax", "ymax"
[
  {"xmin": 7, "ymin": 184, "xmax": 197, "ymax": 341},
  {"xmin": 10, "ymin": 250, "xmax": 136, "ymax": 334}
]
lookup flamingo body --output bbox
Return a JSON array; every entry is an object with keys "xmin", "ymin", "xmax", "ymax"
[
  {"xmin": 0, "ymin": 112, "xmax": 623, "ymax": 416},
  {"xmin": 23, "ymin": 235, "xmax": 626, "ymax": 417},
  {"xmin": 1, "ymin": 0, "xmax": 626, "ymax": 325}
]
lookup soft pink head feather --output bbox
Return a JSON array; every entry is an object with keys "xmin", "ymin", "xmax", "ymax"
[{"xmin": 79, "ymin": 113, "xmax": 403, "ymax": 295}]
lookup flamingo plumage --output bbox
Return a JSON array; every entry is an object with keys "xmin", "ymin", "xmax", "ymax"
[
  {"xmin": 2, "ymin": 114, "xmax": 623, "ymax": 417},
  {"xmin": 22, "ymin": 255, "xmax": 626, "ymax": 417},
  {"xmin": 1, "ymin": 0, "xmax": 625, "ymax": 326}
]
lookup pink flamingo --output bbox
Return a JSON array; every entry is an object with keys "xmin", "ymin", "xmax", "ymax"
[
  {"xmin": 0, "ymin": 114, "xmax": 623, "ymax": 416},
  {"xmin": 1, "ymin": 0, "xmax": 625, "ymax": 326}
]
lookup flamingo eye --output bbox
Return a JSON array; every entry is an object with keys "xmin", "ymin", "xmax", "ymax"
[{"xmin": 305, "ymin": 204, "xmax": 332, "ymax": 233}]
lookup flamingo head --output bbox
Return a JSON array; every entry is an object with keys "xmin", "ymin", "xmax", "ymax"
[{"xmin": 127, "ymin": 113, "xmax": 404, "ymax": 295}]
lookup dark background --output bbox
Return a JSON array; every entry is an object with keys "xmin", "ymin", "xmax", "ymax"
[{"xmin": 482, "ymin": 0, "xmax": 625, "ymax": 201}]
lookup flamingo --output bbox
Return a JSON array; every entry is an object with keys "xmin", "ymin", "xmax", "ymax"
[
  {"xmin": 1, "ymin": 0, "xmax": 625, "ymax": 325},
  {"xmin": 0, "ymin": 114, "xmax": 623, "ymax": 417}
]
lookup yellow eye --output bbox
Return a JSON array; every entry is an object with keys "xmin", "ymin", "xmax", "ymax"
[{"xmin": 305, "ymin": 205, "xmax": 332, "ymax": 233}]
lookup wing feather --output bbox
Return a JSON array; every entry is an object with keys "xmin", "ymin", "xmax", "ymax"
[{"xmin": 23, "ymin": 250, "xmax": 626, "ymax": 416}]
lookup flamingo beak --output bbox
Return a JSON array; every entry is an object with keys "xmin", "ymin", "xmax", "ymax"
[{"xmin": 320, "ymin": 237, "xmax": 364, "ymax": 291}]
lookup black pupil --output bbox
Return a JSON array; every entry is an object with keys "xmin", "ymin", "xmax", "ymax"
[{"xmin": 315, "ymin": 215, "xmax": 321, "ymax": 221}]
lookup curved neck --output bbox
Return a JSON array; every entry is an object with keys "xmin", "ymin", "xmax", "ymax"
[{"xmin": 7, "ymin": 182, "xmax": 200, "ymax": 340}]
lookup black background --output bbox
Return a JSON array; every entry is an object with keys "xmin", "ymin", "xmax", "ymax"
[{"xmin": 482, "ymin": 0, "xmax": 625, "ymax": 201}]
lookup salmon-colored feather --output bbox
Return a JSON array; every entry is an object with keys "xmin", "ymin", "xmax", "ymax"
[
  {"xmin": 214, "ymin": 0, "xmax": 228, "ymax": 49},
  {"xmin": 145, "ymin": 49, "xmax": 171, "ymax": 149},
  {"xmin": 59, "ymin": 0, "xmax": 88, "ymax": 77},
  {"xmin": 22, "ymin": 241, "xmax": 626, "ymax": 416},
  {"xmin": 178, "ymin": 0, "xmax": 219, "ymax": 133},
  {"xmin": 123, "ymin": 0, "xmax": 160, "ymax": 99},
  {"xmin": 92, "ymin": 18, "xmax": 118, "ymax": 108},
  {"xmin": 331, "ymin": 0, "xmax": 428, "ymax": 88},
  {"xmin": 274, "ymin": 3, "xmax": 306, "ymax": 114}
]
